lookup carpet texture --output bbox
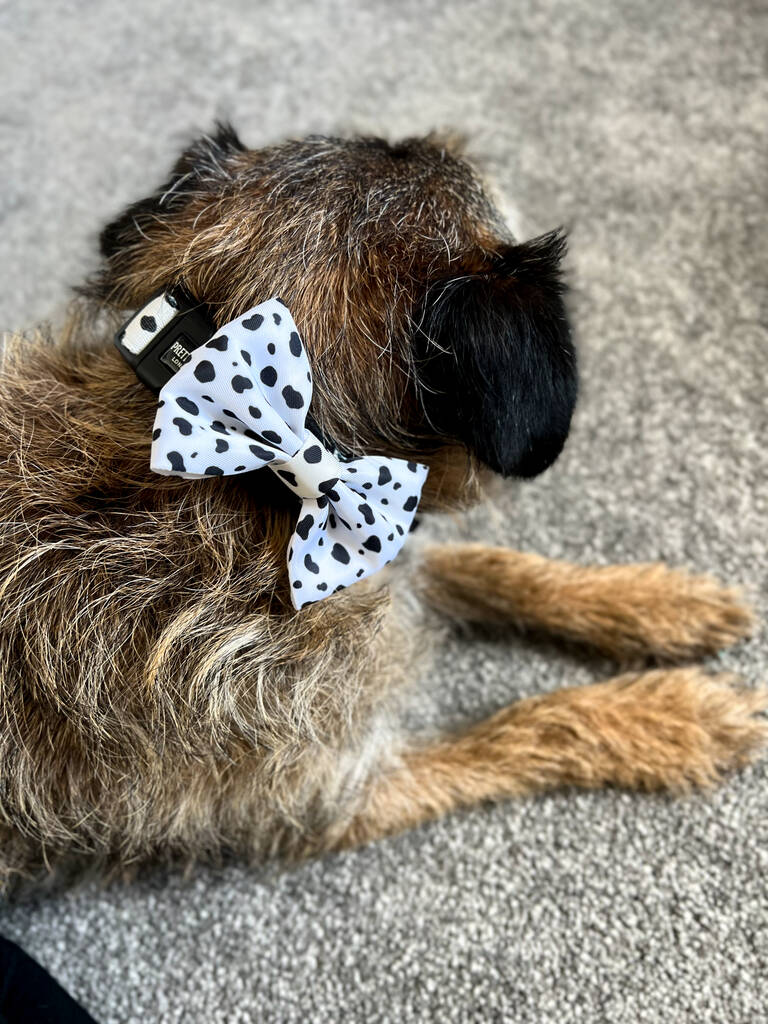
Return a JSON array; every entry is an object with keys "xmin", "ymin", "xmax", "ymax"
[{"xmin": 1, "ymin": 0, "xmax": 767, "ymax": 1021}]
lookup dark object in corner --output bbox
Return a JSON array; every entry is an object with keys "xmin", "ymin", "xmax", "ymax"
[{"xmin": 0, "ymin": 936, "xmax": 97, "ymax": 1024}]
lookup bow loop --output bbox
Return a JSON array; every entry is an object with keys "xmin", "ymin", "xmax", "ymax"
[{"xmin": 150, "ymin": 296, "xmax": 427, "ymax": 608}]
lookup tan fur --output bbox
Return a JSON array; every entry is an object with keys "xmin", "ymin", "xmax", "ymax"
[
  {"xmin": 0, "ymin": 131, "xmax": 764, "ymax": 891},
  {"xmin": 422, "ymin": 545, "xmax": 755, "ymax": 659},
  {"xmin": 332, "ymin": 669, "xmax": 768, "ymax": 849}
]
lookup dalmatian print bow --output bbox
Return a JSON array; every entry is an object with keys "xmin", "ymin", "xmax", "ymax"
[{"xmin": 151, "ymin": 297, "xmax": 428, "ymax": 609}]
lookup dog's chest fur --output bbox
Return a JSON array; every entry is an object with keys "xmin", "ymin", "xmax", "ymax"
[{"xmin": 0, "ymin": 333, "xmax": 432, "ymax": 878}]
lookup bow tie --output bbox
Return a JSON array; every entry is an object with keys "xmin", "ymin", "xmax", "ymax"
[{"xmin": 149, "ymin": 297, "xmax": 428, "ymax": 609}]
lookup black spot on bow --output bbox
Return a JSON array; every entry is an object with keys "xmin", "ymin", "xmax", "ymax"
[
  {"xmin": 176, "ymin": 397, "xmax": 199, "ymax": 416},
  {"xmin": 319, "ymin": 478, "xmax": 340, "ymax": 503},
  {"xmin": 331, "ymin": 543, "xmax": 350, "ymax": 564},
  {"xmin": 172, "ymin": 416, "xmax": 192, "ymax": 436},
  {"xmin": 296, "ymin": 514, "xmax": 314, "ymax": 540},
  {"xmin": 282, "ymin": 385, "xmax": 304, "ymax": 409},
  {"xmin": 278, "ymin": 469, "xmax": 298, "ymax": 487},
  {"xmin": 249, "ymin": 444, "xmax": 275, "ymax": 461},
  {"xmin": 358, "ymin": 503, "xmax": 375, "ymax": 525},
  {"xmin": 194, "ymin": 360, "xmax": 216, "ymax": 383}
]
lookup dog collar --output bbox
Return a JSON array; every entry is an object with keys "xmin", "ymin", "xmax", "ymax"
[{"xmin": 114, "ymin": 287, "xmax": 217, "ymax": 394}]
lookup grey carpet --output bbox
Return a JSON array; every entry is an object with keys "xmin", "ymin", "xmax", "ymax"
[{"xmin": 1, "ymin": 0, "xmax": 767, "ymax": 1021}]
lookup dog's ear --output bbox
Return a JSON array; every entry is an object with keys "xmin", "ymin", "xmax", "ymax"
[
  {"xmin": 98, "ymin": 121, "xmax": 246, "ymax": 262},
  {"xmin": 413, "ymin": 229, "xmax": 577, "ymax": 478}
]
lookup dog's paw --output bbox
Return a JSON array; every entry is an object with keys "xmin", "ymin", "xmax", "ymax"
[
  {"xmin": 558, "ymin": 563, "xmax": 757, "ymax": 661},
  {"xmin": 590, "ymin": 667, "xmax": 768, "ymax": 789},
  {"xmin": 659, "ymin": 669, "xmax": 768, "ymax": 784},
  {"xmin": 618, "ymin": 567, "xmax": 755, "ymax": 661}
]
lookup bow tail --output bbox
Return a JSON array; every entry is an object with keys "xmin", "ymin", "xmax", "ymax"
[
  {"xmin": 286, "ymin": 497, "xmax": 335, "ymax": 607},
  {"xmin": 286, "ymin": 480, "xmax": 421, "ymax": 609}
]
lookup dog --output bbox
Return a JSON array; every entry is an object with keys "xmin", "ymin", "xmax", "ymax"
[{"xmin": 0, "ymin": 125, "xmax": 764, "ymax": 888}]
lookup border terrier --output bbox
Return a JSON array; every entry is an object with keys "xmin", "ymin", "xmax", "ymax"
[{"xmin": 0, "ymin": 124, "xmax": 764, "ymax": 888}]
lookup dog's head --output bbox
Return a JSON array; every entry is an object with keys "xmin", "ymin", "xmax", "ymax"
[{"xmin": 91, "ymin": 124, "xmax": 577, "ymax": 506}]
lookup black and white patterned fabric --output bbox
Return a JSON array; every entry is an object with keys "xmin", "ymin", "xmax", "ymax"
[
  {"xmin": 151, "ymin": 297, "xmax": 428, "ymax": 609},
  {"xmin": 119, "ymin": 290, "xmax": 181, "ymax": 355}
]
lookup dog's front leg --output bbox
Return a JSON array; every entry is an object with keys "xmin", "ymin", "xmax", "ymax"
[
  {"xmin": 421, "ymin": 544, "xmax": 754, "ymax": 661},
  {"xmin": 328, "ymin": 668, "xmax": 767, "ymax": 850}
]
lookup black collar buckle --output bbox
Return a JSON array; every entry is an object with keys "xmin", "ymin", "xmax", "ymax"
[{"xmin": 114, "ymin": 287, "xmax": 216, "ymax": 394}]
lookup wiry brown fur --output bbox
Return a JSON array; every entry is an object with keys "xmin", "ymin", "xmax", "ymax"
[
  {"xmin": 91, "ymin": 132, "xmax": 501, "ymax": 491},
  {"xmin": 0, "ymin": 129, "xmax": 764, "ymax": 891}
]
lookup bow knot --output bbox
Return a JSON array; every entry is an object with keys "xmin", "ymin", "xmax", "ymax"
[
  {"xmin": 277, "ymin": 434, "xmax": 343, "ymax": 500},
  {"xmin": 150, "ymin": 297, "xmax": 428, "ymax": 609}
]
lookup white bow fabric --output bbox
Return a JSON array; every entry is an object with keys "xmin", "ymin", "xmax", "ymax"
[{"xmin": 151, "ymin": 297, "xmax": 428, "ymax": 608}]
